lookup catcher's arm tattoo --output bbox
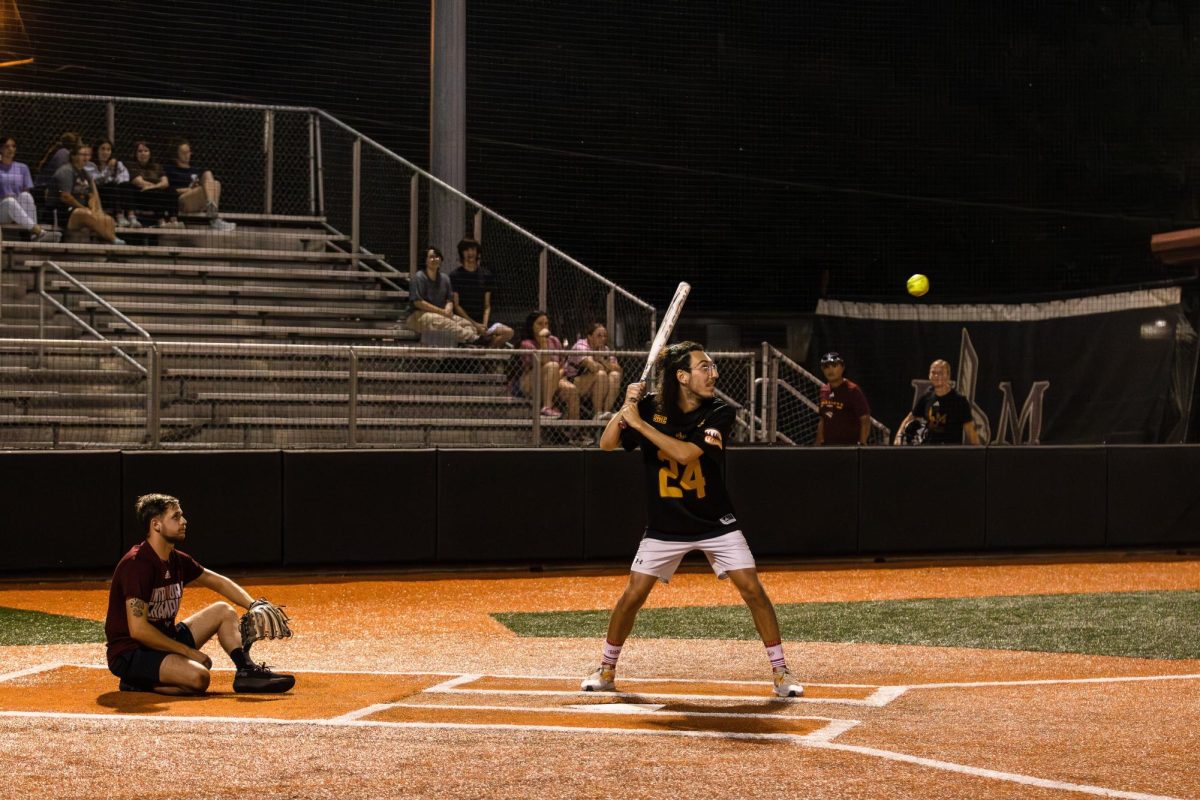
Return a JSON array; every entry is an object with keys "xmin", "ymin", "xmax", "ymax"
[{"xmin": 127, "ymin": 598, "xmax": 146, "ymax": 619}]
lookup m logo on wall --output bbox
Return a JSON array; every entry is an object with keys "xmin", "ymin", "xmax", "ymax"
[{"xmin": 815, "ymin": 287, "xmax": 1186, "ymax": 444}]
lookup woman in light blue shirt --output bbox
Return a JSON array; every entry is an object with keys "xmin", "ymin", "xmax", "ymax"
[{"xmin": 0, "ymin": 135, "xmax": 60, "ymax": 242}]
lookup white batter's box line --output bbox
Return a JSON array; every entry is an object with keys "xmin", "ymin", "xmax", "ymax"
[
  {"xmin": 806, "ymin": 739, "xmax": 1188, "ymax": 800},
  {"xmin": 327, "ymin": 703, "xmax": 397, "ymax": 723},
  {"xmin": 0, "ymin": 662, "xmax": 64, "ymax": 683},
  {"xmin": 424, "ymin": 673, "xmax": 482, "ymax": 692},
  {"xmin": 386, "ymin": 700, "xmax": 862, "ymax": 725},
  {"xmin": 894, "ymin": 673, "xmax": 1200, "ymax": 692},
  {"xmin": 0, "ymin": 709, "xmax": 841, "ymax": 744},
  {"xmin": 860, "ymin": 686, "xmax": 909, "ymax": 706},
  {"xmin": 429, "ymin": 686, "xmax": 880, "ymax": 706}
]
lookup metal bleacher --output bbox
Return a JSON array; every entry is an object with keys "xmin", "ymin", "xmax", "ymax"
[{"xmin": 0, "ymin": 93, "xmax": 659, "ymax": 450}]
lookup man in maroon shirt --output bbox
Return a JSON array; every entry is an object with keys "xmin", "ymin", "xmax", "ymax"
[
  {"xmin": 815, "ymin": 352, "xmax": 872, "ymax": 446},
  {"xmin": 104, "ymin": 493, "xmax": 294, "ymax": 695}
]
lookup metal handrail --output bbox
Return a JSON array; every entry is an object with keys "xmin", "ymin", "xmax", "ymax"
[
  {"xmin": 36, "ymin": 261, "xmax": 150, "ymax": 375},
  {"xmin": 312, "ymin": 109, "xmax": 657, "ymax": 323},
  {"xmin": 0, "ymin": 90, "xmax": 658, "ymax": 337}
]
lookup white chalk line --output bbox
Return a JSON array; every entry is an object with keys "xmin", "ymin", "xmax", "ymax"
[{"xmin": 0, "ymin": 662, "xmax": 1191, "ymax": 797}]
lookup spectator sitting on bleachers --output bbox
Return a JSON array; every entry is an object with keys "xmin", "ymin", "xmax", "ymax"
[
  {"xmin": 563, "ymin": 321, "xmax": 623, "ymax": 420},
  {"xmin": 35, "ymin": 131, "xmax": 80, "ymax": 186},
  {"xmin": 127, "ymin": 141, "xmax": 182, "ymax": 227},
  {"xmin": 163, "ymin": 139, "xmax": 235, "ymax": 232},
  {"xmin": 405, "ymin": 246, "xmax": 482, "ymax": 346},
  {"xmin": 517, "ymin": 309, "xmax": 579, "ymax": 420},
  {"xmin": 87, "ymin": 138, "xmax": 137, "ymax": 228},
  {"xmin": 450, "ymin": 237, "xmax": 513, "ymax": 347},
  {"xmin": 54, "ymin": 142, "xmax": 124, "ymax": 245},
  {"xmin": 0, "ymin": 135, "xmax": 61, "ymax": 242}
]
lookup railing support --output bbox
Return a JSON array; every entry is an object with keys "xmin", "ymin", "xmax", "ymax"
[
  {"xmin": 351, "ymin": 136, "xmax": 361, "ymax": 269},
  {"xmin": 409, "ymin": 174, "xmax": 420, "ymax": 281},
  {"xmin": 348, "ymin": 347, "xmax": 359, "ymax": 445},
  {"xmin": 146, "ymin": 345, "xmax": 160, "ymax": 447},
  {"xmin": 538, "ymin": 248, "xmax": 548, "ymax": 311},
  {"xmin": 263, "ymin": 110, "xmax": 275, "ymax": 216}
]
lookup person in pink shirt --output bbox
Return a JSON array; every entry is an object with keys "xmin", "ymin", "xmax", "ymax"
[
  {"xmin": 518, "ymin": 309, "xmax": 580, "ymax": 419},
  {"xmin": 564, "ymin": 321, "xmax": 623, "ymax": 420}
]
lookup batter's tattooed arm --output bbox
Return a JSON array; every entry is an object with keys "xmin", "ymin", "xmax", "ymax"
[{"xmin": 127, "ymin": 598, "xmax": 146, "ymax": 618}]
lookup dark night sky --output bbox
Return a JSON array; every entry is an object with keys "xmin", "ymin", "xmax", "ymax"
[{"xmin": 6, "ymin": 1, "xmax": 1200, "ymax": 319}]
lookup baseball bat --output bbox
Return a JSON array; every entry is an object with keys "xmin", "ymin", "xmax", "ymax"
[{"xmin": 639, "ymin": 281, "xmax": 691, "ymax": 383}]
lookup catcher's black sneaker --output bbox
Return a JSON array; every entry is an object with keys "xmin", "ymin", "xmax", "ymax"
[
  {"xmin": 233, "ymin": 663, "xmax": 295, "ymax": 694},
  {"xmin": 119, "ymin": 678, "xmax": 154, "ymax": 693}
]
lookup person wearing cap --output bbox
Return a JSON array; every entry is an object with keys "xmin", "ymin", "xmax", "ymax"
[{"xmin": 816, "ymin": 352, "xmax": 872, "ymax": 446}]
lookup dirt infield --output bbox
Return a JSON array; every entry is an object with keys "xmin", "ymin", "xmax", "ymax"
[{"xmin": 1, "ymin": 555, "xmax": 1198, "ymax": 799}]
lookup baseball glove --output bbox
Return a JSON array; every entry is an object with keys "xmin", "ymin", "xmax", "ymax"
[{"xmin": 239, "ymin": 598, "xmax": 293, "ymax": 649}]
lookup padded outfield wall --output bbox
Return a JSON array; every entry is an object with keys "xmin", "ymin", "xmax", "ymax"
[{"xmin": 1, "ymin": 447, "xmax": 1198, "ymax": 572}]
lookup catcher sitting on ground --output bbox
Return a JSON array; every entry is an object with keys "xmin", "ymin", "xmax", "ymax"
[{"xmin": 104, "ymin": 493, "xmax": 294, "ymax": 695}]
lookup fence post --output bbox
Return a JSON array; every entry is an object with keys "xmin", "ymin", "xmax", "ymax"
[
  {"xmin": 531, "ymin": 351, "xmax": 543, "ymax": 446},
  {"xmin": 314, "ymin": 115, "xmax": 325, "ymax": 216},
  {"xmin": 409, "ymin": 174, "xmax": 419, "ymax": 281},
  {"xmin": 747, "ymin": 353, "xmax": 757, "ymax": 443},
  {"xmin": 605, "ymin": 288, "xmax": 615, "ymax": 344},
  {"xmin": 767, "ymin": 348, "xmax": 780, "ymax": 444},
  {"xmin": 307, "ymin": 113, "xmax": 316, "ymax": 215},
  {"xmin": 348, "ymin": 347, "xmax": 358, "ymax": 446},
  {"xmin": 146, "ymin": 344, "xmax": 160, "ymax": 448},
  {"xmin": 473, "ymin": 208, "xmax": 482, "ymax": 242},
  {"xmin": 351, "ymin": 136, "xmax": 361, "ymax": 269},
  {"xmin": 106, "ymin": 101, "xmax": 115, "ymax": 144},
  {"xmin": 538, "ymin": 248, "xmax": 548, "ymax": 311},
  {"xmin": 263, "ymin": 110, "xmax": 275, "ymax": 216}
]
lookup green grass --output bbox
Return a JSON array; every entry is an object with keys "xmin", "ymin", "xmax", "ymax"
[
  {"xmin": 494, "ymin": 590, "xmax": 1200, "ymax": 660},
  {"xmin": 0, "ymin": 607, "xmax": 105, "ymax": 646}
]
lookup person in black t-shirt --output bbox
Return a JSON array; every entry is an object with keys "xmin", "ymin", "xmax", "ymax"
[
  {"xmin": 104, "ymin": 493, "xmax": 294, "ymax": 695},
  {"xmin": 895, "ymin": 359, "xmax": 981, "ymax": 445},
  {"xmin": 580, "ymin": 341, "xmax": 804, "ymax": 698},
  {"xmin": 449, "ymin": 238, "xmax": 513, "ymax": 347}
]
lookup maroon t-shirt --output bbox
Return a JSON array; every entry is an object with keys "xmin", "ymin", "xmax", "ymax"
[
  {"xmin": 818, "ymin": 379, "xmax": 871, "ymax": 444},
  {"xmin": 104, "ymin": 542, "xmax": 204, "ymax": 667}
]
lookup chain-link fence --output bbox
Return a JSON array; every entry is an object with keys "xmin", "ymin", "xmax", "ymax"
[
  {"xmin": 759, "ymin": 344, "xmax": 891, "ymax": 446},
  {"xmin": 0, "ymin": 92, "xmax": 654, "ymax": 350},
  {"xmin": 0, "ymin": 338, "xmax": 757, "ymax": 450}
]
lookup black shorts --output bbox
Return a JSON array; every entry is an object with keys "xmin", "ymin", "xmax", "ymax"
[{"xmin": 108, "ymin": 623, "xmax": 196, "ymax": 688}]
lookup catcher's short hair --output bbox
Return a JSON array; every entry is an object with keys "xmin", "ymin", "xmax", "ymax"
[{"xmin": 136, "ymin": 493, "xmax": 180, "ymax": 530}]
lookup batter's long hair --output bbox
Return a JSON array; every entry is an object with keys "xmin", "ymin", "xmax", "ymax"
[{"xmin": 656, "ymin": 340, "xmax": 705, "ymax": 422}]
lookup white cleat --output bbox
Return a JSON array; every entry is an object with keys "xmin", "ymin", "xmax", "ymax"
[
  {"xmin": 773, "ymin": 667, "xmax": 804, "ymax": 698},
  {"xmin": 581, "ymin": 664, "xmax": 616, "ymax": 692}
]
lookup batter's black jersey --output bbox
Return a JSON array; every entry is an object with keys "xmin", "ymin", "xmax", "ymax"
[{"xmin": 621, "ymin": 394, "xmax": 739, "ymax": 542}]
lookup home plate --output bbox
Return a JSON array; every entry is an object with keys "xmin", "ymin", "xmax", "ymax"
[{"xmin": 565, "ymin": 703, "xmax": 665, "ymax": 714}]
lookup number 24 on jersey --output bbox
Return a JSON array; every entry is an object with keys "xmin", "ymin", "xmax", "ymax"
[{"xmin": 657, "ymin": 450, "xmax": 707, "ymax": 498}]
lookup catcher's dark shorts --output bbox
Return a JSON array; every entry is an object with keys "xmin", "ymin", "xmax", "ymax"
[{"xmin": 108, "ymin": 622, "xmax": 197, "ymax": 688}]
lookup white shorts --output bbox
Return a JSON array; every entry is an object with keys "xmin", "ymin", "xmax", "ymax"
[{"xmin": 630, "ymin": 530, "xmax": 757, "ymax": 584}]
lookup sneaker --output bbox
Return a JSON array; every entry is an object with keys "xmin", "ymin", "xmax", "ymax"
[
  {"xmin": 772, "ymin": 667, "xmax": 804, "ymax": 698},
  {"xmin": 209, "ymin": 217, "xmax": 236, "ymax": 232},
  {"xmin": 233, "ymin": 662, "xmax": 295, "ymax": 694},
  {"xmin": 580, "ymin": 664, "xmax": 616, "ymax": 692},
  {"xmin": 127, "ymin": 214, "xmax": 143, "ymax": 228},
  {"xmin": 118, "ymin": 678, "xmax": 154, "ymax": 693},
  {"xmin": 117, "ymin": 214, "xmax": 130, "ymax": 227},
  {"xmin": 31, "ymin": 230, "xmax": 62, "ymax": 243},
  {"xmin": 111, "ymin": 237, "xmax": 126, "ymax": 245},
  {"xmin": 540, "ymin": 406, "xmax": 562, "ymax": 419}
]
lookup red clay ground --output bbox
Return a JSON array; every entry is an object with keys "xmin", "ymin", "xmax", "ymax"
[{"xmin": 1, "ymin": 554, "xmax": 1197, "ymax": 799}]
